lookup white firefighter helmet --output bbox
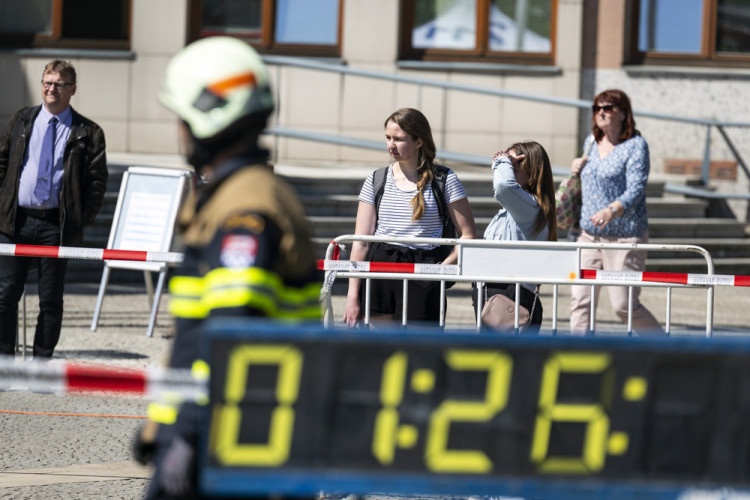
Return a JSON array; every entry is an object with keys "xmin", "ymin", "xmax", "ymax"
[{"xmin": 159, "ymin": 36, "xmax": 274, "ymax": 141}]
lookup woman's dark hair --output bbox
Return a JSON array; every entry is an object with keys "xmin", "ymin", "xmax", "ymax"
[
  {"xmin": 591, "ymin": 88, "xmax": 638, "ymax": 143},
  {"xmin": 508, "ymin": 141, "xmax": 557, "ymax": 242},
  {"xmin": 384, "ymin": 108, "xmax": 437, "ymax": 221}
]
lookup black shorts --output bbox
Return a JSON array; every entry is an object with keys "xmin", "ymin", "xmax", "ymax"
[{"xmin": 359, "ymin": 242, "xmax": 444, "ymax": 324}]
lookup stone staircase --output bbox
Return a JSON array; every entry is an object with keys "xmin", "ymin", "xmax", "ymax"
[
  {"xmin": 282, "ymin": 169, "xmax": 750, "ymax": 276},
  {"xmin": 66, "ymin": 165, "xmax": 750, "ymax": 282}
]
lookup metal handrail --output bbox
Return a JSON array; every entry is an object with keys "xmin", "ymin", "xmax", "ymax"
[
  {"xmin": 262, "ymin": 55, "xmax": 750, "ymax": 193},
  {"xmin": 323, "ymin": 235, "xmax": 716, "ymax": 337}
]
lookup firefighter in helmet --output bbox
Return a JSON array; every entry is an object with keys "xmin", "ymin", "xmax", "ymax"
[{"xmin": 134, "ymin": 36, "xmax": 320, "ymax": 499}]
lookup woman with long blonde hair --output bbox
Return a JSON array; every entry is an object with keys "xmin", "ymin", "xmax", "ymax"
[{"xmin": 343, "ymin": 108, "xmax": 476, "ymax": 327}]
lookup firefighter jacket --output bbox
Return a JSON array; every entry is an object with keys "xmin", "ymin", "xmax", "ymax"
[{"xmin": 148, "ymin": 157, "xmax": 321, "ymax": 445}]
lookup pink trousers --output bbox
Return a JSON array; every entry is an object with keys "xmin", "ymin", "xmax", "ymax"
[{"xmin": 569, "ymin": 231, "xmax": 664, "ymax": 335}]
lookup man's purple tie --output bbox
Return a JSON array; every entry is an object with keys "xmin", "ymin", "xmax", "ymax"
[{"xmin": 35, "ymin": 116, "xmax": 58, "ymax": 203}]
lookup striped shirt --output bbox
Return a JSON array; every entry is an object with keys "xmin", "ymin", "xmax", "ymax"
[{"xmin": 358, "ymin": 164, "xmax": 467, "ymax": 249}]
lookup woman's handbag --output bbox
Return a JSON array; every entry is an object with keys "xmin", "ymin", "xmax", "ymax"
[
  {"xmin": 480, "ymin": 285, "xmax": 538, "ymax": 332},
  {"xmin": 555, "ymin": 141, "xmax": 594, "ymax": 231},
  {"xmin": 554, "ymin": 174, "xmax": 581, "ymax": 231}
]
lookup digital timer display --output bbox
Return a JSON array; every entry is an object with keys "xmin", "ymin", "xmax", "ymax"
[{"xmin": 198, "ymin": 321, "xmax": 750, "ymax": 499}]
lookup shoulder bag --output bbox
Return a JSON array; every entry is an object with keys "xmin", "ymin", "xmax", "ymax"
[
  {"xmin": 480, "ymin": 285, "xmax": 538, "ymax": 333},
  {"xmin": 555, "ymin": 140, "xmax": 595, "ymax": 231}
]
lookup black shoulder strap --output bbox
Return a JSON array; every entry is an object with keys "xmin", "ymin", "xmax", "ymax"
[
  {"xmin": 431, "ymin": 164, "xmax": 449, "ymax": 222},
  {"xmin": 372, "ymin": 166, "xmax": 389, "ymax": 222}
]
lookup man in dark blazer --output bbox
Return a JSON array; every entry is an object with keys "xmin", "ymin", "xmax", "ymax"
[{"xmin": 0, "ymin": 59, "xmax": 108, "ymax": 358}]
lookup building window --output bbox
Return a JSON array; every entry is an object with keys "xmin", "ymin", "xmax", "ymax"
[
  {"xmin": 0, "ymin": 0, "xmax": 130, "ymax": 50},
  {"xmin": 401, "ymin": 0, "xmax": 556, "ymax": 65},
  {"xmin": 633, "ymin": 0, "xmax": 750, "ymax": 65},
  {"xmin": 190, "ymin": 0, "xmax": 342, "ymax": 56}
]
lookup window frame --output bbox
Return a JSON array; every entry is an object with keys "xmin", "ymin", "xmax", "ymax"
[
  {"xmin": 0, "ymin": 0, "xmax": 131, "ymax": 50},
  {"xmin": 627, "ymin": 0, "xmax": 750, "ymax": 67},
  {"xmin": 399, "ymin": 0, "xmax": 557, "ymax": 66},
  {"xmin": 188, "ymin": 0, "xmax": 343, "ymax": 57}
]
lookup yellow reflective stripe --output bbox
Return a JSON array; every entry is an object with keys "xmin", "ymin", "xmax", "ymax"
[
  {"xmin": 170, "ymin": 276, "xmax": 204, "ymax": 296},
  {"xmin": 169, "ymin": 297, "xmax": 208, "ymax": 318},
  {"xmin": 278, "ymin": 282, "xmax": 322, "ymax": 319},
  {"xmin": 169, "ymin": 276, "xmax": 208, "ymax": 319},
  {"xmin": 192, "ymin": 360, "xmax": 211, "ymax": 405},
  {"xmin": 171, "ymin": 267, "xmax": 321, "ymax": 319},
  {"xmin": 147, "ymin": 402, "xmax": 178, "ymax": 425},
  {"xmin": 192, "ymin": 360, "xmax": 210, "ymax": 381},
  {"xmin": 204, "ymin": 267, "xmax": 282, "ymax": 314}
]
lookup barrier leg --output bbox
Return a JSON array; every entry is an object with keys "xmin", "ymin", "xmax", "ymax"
[
  {"xmin": 514, "ymin": 283, "xmax": 521, "ymax": 334},
  {"xmin": 627, "ymin": 286, "xmax": 633, "ymax": 337},
  {"xmin": 665, "ymin": 287, "xmax": 672, "ymax": 336},
  {"xmin": 706, "ymin": 286, "xmax": 714, "ymax": 338},
  {"xmin": 146, "ymin": 270, "xmax": 166, "ymax": 338},
  {"xmin": 90, "ymin": 266, "xmax": 111, "ymax": 332},
  {"xmin": 476, "ymin": 282, "xmax": 484, "ymax": 331},
  {"xmin": 364, "ymin": 279, "xmax": 371, "ymax": 327},
  {"xmin": 144, "ymin": 271, "xmax": 154, "ymax": 308},
  {"xmin": 552, "ymin": 284, "xmax": 558, "ymax": 335},
  {"xmin": 401, "ymin": 279, "xmax": 408, "ymax": 327},
  {"xmin": 589, "ymin": 285, "xmax": 596, "ymax": 336},
  {"xmin": 439, "ymin": 280, "xmax": 446, "ymax": 328},
  {"xmin": 20, "ymin": 287, "xmax": 27, "ymax": 360}
]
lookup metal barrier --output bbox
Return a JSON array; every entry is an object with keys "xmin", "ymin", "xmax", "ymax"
[
  {"xmin": 2, "ymin": 240, "xmax": 722, "ymax": 337},
  {"xmin": 322, "ymin": 235, "xmax": 717, "ymax": 337}
]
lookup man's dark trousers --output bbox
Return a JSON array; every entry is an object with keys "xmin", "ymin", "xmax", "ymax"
[{"xmin": 0, "ymin": 210, "xmax": 68, "ymax": 357}]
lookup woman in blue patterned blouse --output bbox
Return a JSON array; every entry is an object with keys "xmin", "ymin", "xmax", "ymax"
[{"xmin": 569, "ymin": 89, "xmax": 663, "ymax": 335}]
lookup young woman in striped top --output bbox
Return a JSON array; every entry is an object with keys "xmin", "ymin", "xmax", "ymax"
[{"xmin": 343, "ymin": 108, "xmax": 476, "ymax": 328}]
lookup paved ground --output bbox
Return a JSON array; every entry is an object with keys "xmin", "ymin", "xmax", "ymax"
[
  {"xmin": 1, "ymin": 279, "xmax": 749, "ymax": 499},
  {"xmin": 0, "ymin": 283, "xmax": 171, "ymax": 500}
]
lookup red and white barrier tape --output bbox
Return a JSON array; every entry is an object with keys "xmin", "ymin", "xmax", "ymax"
[
  {"xmin": 319, "ymin": 260, "xmax": 750, "ymax": 288},
  {"xmin": 0, "ymin": 358, "xmax": 206, "ymax": 402},
  {"xmin": 317, "ymin": 259, "xmax": 459, "ymax": 275},
  {"xmin": 0, "ymin": 243, "xmax": 183, "ymax": 264},
  {"xmin": 581, "ymin": 269, "xmax": 750, "ymax": 287},
  {"xmin": 4, "ymin": 245, "xmax": 749, "ymax": 288}
]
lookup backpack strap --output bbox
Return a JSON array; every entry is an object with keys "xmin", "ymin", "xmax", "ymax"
[
  {"xmin": 432, "ymin": 164, "xmax": 454, "ymax": 238},
  {"xmin": 372, "ymin": 165, "xmax": 389, "ymax": 223},
  {"xmin": 431, "ymin": 164, "xmax": 449, "ymax": 222}
]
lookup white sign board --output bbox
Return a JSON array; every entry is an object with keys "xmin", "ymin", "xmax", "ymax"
[
  {"xmin": 92, "ymin": 166, "xmax": 192, "ymax": 336},
  {"xmin": 106, "ymin": 167, "xmax": 189, "ymax": 271}
]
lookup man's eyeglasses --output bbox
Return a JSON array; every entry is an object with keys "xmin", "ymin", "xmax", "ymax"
[
  {"xmin": 41, "ymin": 81, "xmax": 73, "ymax": 90},
  {"xmin": 592, "ymin": 104, "xmax": 616, "ymax": 113}
]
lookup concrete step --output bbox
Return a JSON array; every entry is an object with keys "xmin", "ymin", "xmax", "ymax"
[
  {"xmin": 285, "ymin": 172, "xmax": 672, "ymax": 199},
  {"xmin": 648, "ymin": 238, "xmax": 750, "ymax": 259},
  {"xmin": 306, "ymin": 216, "xmax": 748, "ymax": 241},
  {"xmin": 646, "ymin": 218, "xmax": 748, "ymax": 239},
  {"xmin": 298, "ymin": 193, "xmax": 707, "ymax": 219}
]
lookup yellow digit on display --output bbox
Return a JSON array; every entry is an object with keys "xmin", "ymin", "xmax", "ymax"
[
  {"xmin": 530, "ymin": 352, "xmax": 613, "ymax": 474},
  {"xmin": 212, "ymin": 344, "xmax": 303, "ymax": 467},
  {"xmin": 425, "ymin": 350, "xmax": 512, "ymax": 473},
  {"xmin": 372, "ymin": 351, "xmax": 408, "ymax": 465}
]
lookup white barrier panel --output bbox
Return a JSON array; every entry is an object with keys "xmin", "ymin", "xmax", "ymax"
[{"xmin": 461, "ymin": 245, "xmax": 580, "ymax": 280}]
